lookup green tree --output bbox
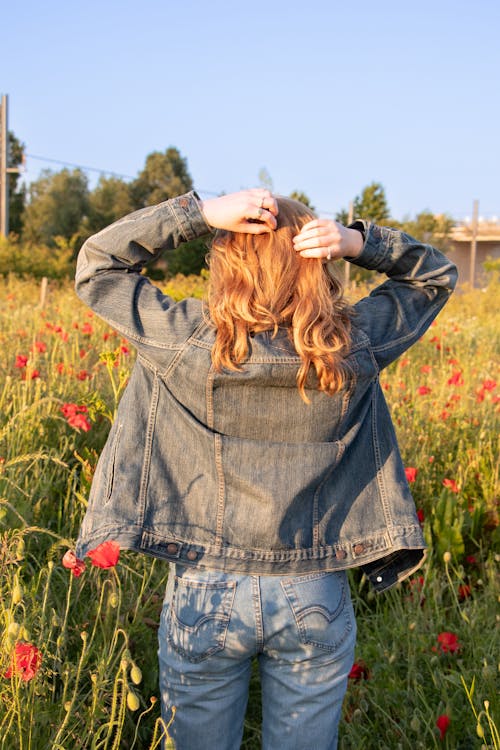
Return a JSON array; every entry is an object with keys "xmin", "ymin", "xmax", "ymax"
[
  {"xmin": 7, "ymin": 131, "xmax": 26, "ymax": 235},
  {"xmin": 80, "ymin": 176, "xmax": 134, "ymax": 239},
  {"xmin": 23, "ymin": 168, "xmax": 89, "ymax": 248},
  {"xmin": 130, "ymin": 147, "xmax": 193, "ymax": 208},
  {"xmin": 289, "ymin": 191, "xmax": 315, "ymax": 210},
  {"xmin": 353, "ymin": 182, "xmax": 390, "ymax": 223}
]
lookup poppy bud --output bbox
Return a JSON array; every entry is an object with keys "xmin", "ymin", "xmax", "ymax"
[
  {"xmin": 127, "ymin": 690, "xmax": 140, "ymax": 711},
  {"xmin": 130, "ymin": 664, "xmax": 142, "ymax": 685}
]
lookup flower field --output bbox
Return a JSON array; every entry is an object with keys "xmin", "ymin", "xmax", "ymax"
[{"xmin": 0, "ymin": 272, "xmax": 498, "ymax": 749}]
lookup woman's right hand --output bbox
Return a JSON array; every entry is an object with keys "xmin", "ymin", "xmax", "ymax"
[{"xmin": 200, "ymin": 189, "xmax": 278, "ymax": 233}]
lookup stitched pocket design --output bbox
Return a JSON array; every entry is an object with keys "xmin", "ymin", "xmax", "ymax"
[
  {"xmin": 166, "ymin": 576, "xmax": 236, "ymax": 663},
  {"xmin": 281, "ymin": 572, "xmax": 353, "ymax": 653}
]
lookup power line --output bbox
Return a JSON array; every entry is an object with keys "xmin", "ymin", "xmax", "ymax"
[
  {"xmin": 23, "ymin": 152, "xmax": 336, "ymax": 212},
  {"xmin": 26, "ymin": 153, "xmax": 136, "ymax": 181}
]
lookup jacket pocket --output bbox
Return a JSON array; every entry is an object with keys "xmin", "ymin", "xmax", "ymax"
[
  {"xmin": 281, "ymin": 571, "xmax": 355, "ymax": 653},
  {"xmin": 104, "ymin": 422, "xmax": 123, "ymax": 503},
  {"xmin": 166, "ymin": 576, "xmax": 236, "ymax": 663}
]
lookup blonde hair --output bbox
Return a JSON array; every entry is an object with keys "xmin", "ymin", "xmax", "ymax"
[{"xmin": 207, "ymin": 197, "xmax": 353, "ymax": 402}]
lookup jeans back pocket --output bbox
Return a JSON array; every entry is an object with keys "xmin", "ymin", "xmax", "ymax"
[
  {"xmin": 281, "ymin": 571, "xmax": 354, "ymax": 653},
  {"xmin": 166, "ymin": 576, "xmax": 236, "ymax": 663}
]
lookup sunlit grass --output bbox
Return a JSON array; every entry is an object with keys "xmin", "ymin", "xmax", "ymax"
[{"xmin": 0, "ymin": 274, "xmax": 498, "ymax": 748}]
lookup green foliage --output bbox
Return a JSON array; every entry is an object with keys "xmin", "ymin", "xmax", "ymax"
[
  {"xmin": 353, "ymin": 182, "xmax": 390, "ymax": 223},
  {"xmin": 0, "ymin": 235, "xmax": 74, "ymax": 279},
  {"xmin": 7, "ymin": 131, "xmax": 26, "ymax": 236},
  {"xmin": 22, "ymin": 168, "xmax": 90, "ymax": 248},
  {"xmin": 79, "ymin": 175, "xmax": 135, "ymax": 242},
  {"xmin": 288, "ymin": 190, "xmax": 315, "ymax": 210},
  {"xmin": 130, "ymin": 148, "xmax": 193, "ymax": 208}
]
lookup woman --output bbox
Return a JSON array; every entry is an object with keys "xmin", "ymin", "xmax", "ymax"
[{"xmin": 74, "ymin": 189, "xmax": 457, "ymax": 749}]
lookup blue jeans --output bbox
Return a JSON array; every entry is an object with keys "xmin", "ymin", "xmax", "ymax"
[{"xmin": 157, "ymin": 565, "xmax": 356, "ymax": 749}]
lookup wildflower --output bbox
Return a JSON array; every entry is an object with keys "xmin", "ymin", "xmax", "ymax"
[
  {"xmin": 417, "ymin": 508, "xmax": 425, "ymax": 523},
  {"xmin": 15, "ymin": 354, "xmax": 28, "ymax": 368},
  {"xmin": 458, "ymin": 583, "xmax": 471, "ymax": 601},
  {"xmin": 482, "ymin": 379, "xmax": 496, "ymax": 391},
  {"xmin": 87, "ymin": 540, "xmax": 120, "ymax": 568},
  {"xmin": 61, "ymin": 403, "xmax": 92, "ymax": 432},
  {"xmin": 76, "ymin": 370, "xmax": 91, "ymax": 381},
  {"xmin": 33, "ymin": 341, "xmax": 47, "ymax": 353},
  {"xmin": 436, "ymin": 631, "xmax": 460, "ymax": 653},
  {"xmin": 21, "ymin": 369, "xmax": 40, "ymax": 380},
  {"xmin": 120, "ymin": 345, "xmax": 130, "ymax": 355},
  {"xmin": 405, "ymin": 467, "xmax": 418, "ymax": 483},
  {"xmin": 62, "ymin": 549, "xmax": 86, "ymax": 577},
  {"xmin": 4, "ymin": 642, "xmax": 42, "ymax": 682},
  {"xmin": 436, "ymin": 714, "xmax": 450, "ymax": 740},
  {"xmin": 447, "ymin": 371, "xmax": 464, "ymax": 386},
  {"xmin": 348, "ymin": 661, "xmax": 370, "ymax": 681},
  {"xmin": 81, "ymin": 322, "xmax": 94, "ymax": 335},
  {"xmin": 420, "ymin": 364, "xmax": 432, "ymax": 374},
  {"xmin": 465, "ymin": 555, "xmax": 477, "ymax": 565},
  {"xmin": 439, "ymin": 410, "xmax": 450, "ymax": 421},
  {"xmin": 417, "ymin": 385, "xmax": 432, "ymax": 395},
  {"xmin": 442, "ymin": 478, "xmax": 459, "ymax": 493}
]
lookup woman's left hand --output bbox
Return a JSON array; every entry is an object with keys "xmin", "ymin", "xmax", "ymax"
[
  {"xmin": 293, "ymin": 219, "xmax": 364, "ymax": 260},
  {"xmin": 200, "ymin": 189, "xmax": 278, "ymax": 233}
]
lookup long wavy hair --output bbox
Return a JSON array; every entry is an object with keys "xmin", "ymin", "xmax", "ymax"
[{"xmin": 207, "ymin": 197, "xmax": 353, "ymax": 402}]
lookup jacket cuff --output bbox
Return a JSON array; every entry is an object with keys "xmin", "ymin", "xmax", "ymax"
[
  {"xmin": 169, "ymin": 191, "xmax": 213, "ymax": 242},
  {"xmin": 347, "ymin": 221, "xmax": 394, "ymax": 271}
]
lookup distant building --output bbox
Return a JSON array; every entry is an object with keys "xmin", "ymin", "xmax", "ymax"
[{"xmin": 447, "ymin": 221, "xmax": 500, "ymax": 286}]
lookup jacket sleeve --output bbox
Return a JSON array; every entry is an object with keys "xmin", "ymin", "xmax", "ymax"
[
  {"xmin": 74, "ymin": 191, "xmax": 212, "ymax": 349},
  {"xmin": 348, "ymin": 222, "xmax": 458, "ymax": 370}
]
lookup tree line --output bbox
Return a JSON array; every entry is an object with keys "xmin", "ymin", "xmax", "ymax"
[{"xmin": 4, "ymin": 132, "xmax": 454, "ymax": 279}]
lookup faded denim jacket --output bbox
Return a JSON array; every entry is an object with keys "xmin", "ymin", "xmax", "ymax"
[{"xmin": 74, "ymin": 192, "xmax": 457, "ymax": 591}]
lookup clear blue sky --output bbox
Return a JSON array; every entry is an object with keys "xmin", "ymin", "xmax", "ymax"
[{"xmin": 3, "ymin": 0, "xmax": 499, "ymax": 220}]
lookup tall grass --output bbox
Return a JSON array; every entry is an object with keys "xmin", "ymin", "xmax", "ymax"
[{"xmin": 0, "ymin": 273, "xmax": 498, "ymax": 749}]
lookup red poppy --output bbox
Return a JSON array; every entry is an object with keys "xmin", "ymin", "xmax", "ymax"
[
  {"xmin": 436, "ymin": 714, "xmax": 450, "ymax": 740},
  {"xmin": 87, "ymin": 540, "xmax": 120, "ymax": 568},
  {"xmin": 439, "ymin": 410, "xmax": 450, "ymax": 421},
  {"xmin": 420, "ymin": 364, "xmax": 432, "ymax": 374},
  {"xmin": 76, "ymin": 370, "xmax": 91, "ymax": 381},
  {"xmin": 120, "ymin": 345, "xmax": 130, "ymax": 355},
  {"xmin": 15, "ymin": 354, "xmax": 28, "ymax": 368},
  {"xmin": 405, "ymin": 467, "xmax": 418, "ymax": 483},
  {"xmin": 81, "ymin": 322, "xmax": 94, "ymax": 335},
  {"xmin": 458, "ymin": 584, "xmax": 471, "ymax": 601},
  {"xmin": 417, "ymin": 385, "xmax": 432, "ymax": 395},
  {"xmin": 61, "ymin": 403, "xmax": 91, "ymax": 432},
  {"xmin": 33, "ymin": 341, "xmax": 47, "ymax": 353},
  {"xmin": 417, "ymin": 508, "xmax": 425, "ymax": 523},
  {"xmin": 436, "ymin": 631, "xmax": 460, "ymax": 653},
  {"xmin": 482, "ymin": 379, "xmax": 496, "ymax": 391},
  {"xmin": 447, "ymin": 371, "xmax": 464, "ymax": 386},
  {"xmin": 4, "ymin": 642, "xmax": 42, "ymax": 682},
  {"xmin": 442, "ymin": 478, "xmax": 459, "ymax": 494},
  {"xmin": 62, "ymin": 549, "xmax": 86, "ymax": 577},
  {"xmin": 465, "ymin": 555, "xmax": 477, "ymax": 565},
  {"xmin": 348, "ymin": 661, "xmax": 370, "ymax": 681}
]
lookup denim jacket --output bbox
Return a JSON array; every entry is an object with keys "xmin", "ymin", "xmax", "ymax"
[{"xmin": 74, "ymin": 192, "xmax": 457, "ymax": 591}]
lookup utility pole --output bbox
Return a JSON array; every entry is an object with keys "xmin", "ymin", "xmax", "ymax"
[
  {"xmin": 0, "ymin": 94, "xmax": 21, "ymax": 238},
  {"xmin": 469, "ymin": 199, "xmax": 479, "ymax": 288}
]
